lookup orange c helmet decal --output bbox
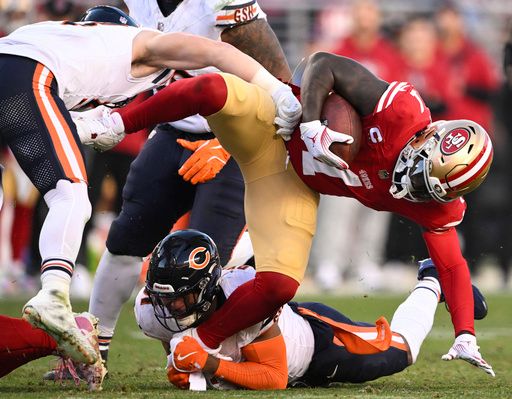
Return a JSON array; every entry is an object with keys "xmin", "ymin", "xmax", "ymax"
[{"xmin": 188, "ymin": 247, "xmax": 210, "ymax": 270}]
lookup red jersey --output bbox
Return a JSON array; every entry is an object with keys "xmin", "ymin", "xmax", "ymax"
[
  {"xmin": 439, "ymin": 39, "xmax": 499, "ymax": 132},
  {"xmin": 287, "ymin": 81, "xmax": 466, "ymax": 231}
]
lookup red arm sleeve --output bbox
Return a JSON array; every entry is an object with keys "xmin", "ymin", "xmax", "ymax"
[
  {"xmin": 117, "ymin": 74, "xmax": 228, "ymax": 134},
  {"xmin": 213, "ymin": 334, "xmax": 288, "ymax": 390},
  {"xmin": 423, "ymin": 227, "xmax": 474, "ymax": 335}
]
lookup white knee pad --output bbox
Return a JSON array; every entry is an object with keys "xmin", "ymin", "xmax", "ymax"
[
  {"xmin": 40, "ymin": 180, "xmax": 91, "ymax": 261},
  {"xmin": 44, "ymin": 180, "xmax": 91, "ymax": 223}
]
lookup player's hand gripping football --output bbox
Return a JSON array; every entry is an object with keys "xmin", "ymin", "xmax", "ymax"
[
  {"xmin": 271, "ymin": 84, "xmax": 302, "ymax": 141},
  {"xmin": 170, "ymin": 336, "xmax": 209, "ymax": 373},
  {"xmin": 177, "ymin": 138, "xmax": 230, "ymax": 184},
  {"xmin": 300, "ymin": 120, "xmax": 354, "ymax": 169},
  {"xmin": 71, "ymin": 106, "xmax": 126, "ymax": 152}
]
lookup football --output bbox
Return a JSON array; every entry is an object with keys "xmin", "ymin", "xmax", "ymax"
[{"xmin": 320, "ymin": 93, "xmax": 362, "ymax": 164}]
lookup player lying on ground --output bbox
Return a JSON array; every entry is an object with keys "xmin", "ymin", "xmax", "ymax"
[
  {"xmin": 0, "ymin": 230, "xmax": 487, "ymax": 391},
  {"xmin": 136, "ymin": 229, "xmax": 488, "ymax": 390},
  {"xmin": 0, "ymin": 5, "xmax": 300, "ymax": 366},
  {"xmin": 0, "ymin": 312, "xmax": 105, "ymax": 391},
  {"xmin": 74, "ymin": 53, "xmax": 495, "ymax": 375}
]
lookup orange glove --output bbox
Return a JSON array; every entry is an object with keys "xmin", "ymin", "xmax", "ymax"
[
  {"xmin": 172, "ymin": 336, "xmax": 209, "ymax": 372},
  {"xmin": 167, "ymin": 366, "xmax": 190, "ymax": 389},
  {"xmin": 177, "ymin": 138, "xmax": 230, "ymax": 184}
]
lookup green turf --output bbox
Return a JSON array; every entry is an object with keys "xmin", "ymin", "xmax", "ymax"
[{"xmin": 1, "ymin": 292, "xmax": 511, "ymax": 398}]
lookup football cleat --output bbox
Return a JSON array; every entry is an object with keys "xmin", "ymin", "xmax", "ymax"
[
  {"xmin": 43, "ymin": 359, "xmax": 108, "ymax": 389},
  {"xmin": 417, "ymin": 258, "xmax": 488, "ymax": 320},
  {"xmin": 442, "ymin": 333, "xmax": 495, "ymax": 377},
  {"xmin": 44, "ymin": 312, "xmax": 107, "ymax": 391},
  {"xmin": 23, "ymin": 289, "xmax": 98, "ymax": 365}
]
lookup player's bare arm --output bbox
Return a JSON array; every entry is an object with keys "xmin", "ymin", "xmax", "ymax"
[
  {"xmin": 221, "ymin": 19, "xmax": 292, "ymax": 81},
  {"xmin": 301, "ymin": 52, "xmax": 388, "ymax": 121},
  {"xmin": 131, "ymin": 30, "xmax": 267, "ymax": 83}
]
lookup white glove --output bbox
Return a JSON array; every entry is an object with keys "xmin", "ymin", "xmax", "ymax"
[
  {"xmin": 71, "ymin": 106, "xmax": 126, "ymax": 152},
  {"xmin": 300, "ymin": 120, "xmax": 354, "ymax": 169},
  {"xmin": 271, "ymin": 84, "xmax": 302, "ymax": 141},
  {"xmin": 442, "ymin": 334, "xmax": 495, "ymax": 377}
]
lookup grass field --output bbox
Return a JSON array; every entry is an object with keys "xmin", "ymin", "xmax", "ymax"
[{"xmin": 1, "ymin": 292, "xmax": 511, "ymax": 398}]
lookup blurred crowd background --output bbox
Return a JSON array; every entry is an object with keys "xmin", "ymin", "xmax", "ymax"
[{"xmin": 1, "ymin": 0, "xmax": 512, "ymax": 298}]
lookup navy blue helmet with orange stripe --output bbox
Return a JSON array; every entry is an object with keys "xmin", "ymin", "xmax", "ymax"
[
  {"xmin": 145, "ymin": 229, "xmax": 222, "ymax": 332},
  {"xmin": 79, "ymin": 5, "xmax": 138, "ymax": 27}
]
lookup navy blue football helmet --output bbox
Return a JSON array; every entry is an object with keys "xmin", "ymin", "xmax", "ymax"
[
  {"xmin": 80, "ymin": 5, "xmax": 138, "ymax": 27},
  {"xmin": 145, "ymin": 230, "xmax": 222, "ymax": 332}
]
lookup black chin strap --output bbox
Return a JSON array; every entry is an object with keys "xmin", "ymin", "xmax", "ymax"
[{"xmin": 156, "ymin": 0, "xmax": 183, "ymax": 17}]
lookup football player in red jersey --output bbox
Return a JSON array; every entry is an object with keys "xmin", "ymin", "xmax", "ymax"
[{"xmin": 75, "ymin": 52, "xmax": 494, "ymax": 376}]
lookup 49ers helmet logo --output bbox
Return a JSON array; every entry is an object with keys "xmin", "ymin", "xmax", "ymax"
[
  {"xmin": 188, "ymin": 247, "xmax": 210, "ymax": 270},
  {"xmin": 440, "ymin": 128, "xmax": 470, "ymax": 155}
]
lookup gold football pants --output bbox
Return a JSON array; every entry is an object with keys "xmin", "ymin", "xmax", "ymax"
[{"xmin": 206, "ymin": 73, "xmax": 319, "ymax": 283}]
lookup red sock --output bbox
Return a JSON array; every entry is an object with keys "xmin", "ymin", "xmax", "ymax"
[
  {"xmin": 423, "ymin": 229, "xmax": 474, "ymax": 336},
  {"xmin": 118, "ymin": 73, "xmax": 228, "ymax": 134},
  {"xmin": 0, "ymin": 316, "xmax": 57, "ymax": 377},
  {"xmin": 197, "ymin": 271, "xmax": 299, "ymax": 349}
]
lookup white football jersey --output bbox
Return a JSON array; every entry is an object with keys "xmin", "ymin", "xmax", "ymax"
[
  {"xmin": 0, "ymin": 21, "xmax": 172, "ymax": 110},
  {"xmin": 134, "ymin": 267, "xmax": 315, "ymax": 387},
  {"xmin": 124, "ymin": 0, "xmax": 266, "ymax": 133}
]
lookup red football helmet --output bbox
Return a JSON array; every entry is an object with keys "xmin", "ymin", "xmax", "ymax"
[{"xmin": 390, "ymin": 119, "xmax": 493, "ymax": 203}]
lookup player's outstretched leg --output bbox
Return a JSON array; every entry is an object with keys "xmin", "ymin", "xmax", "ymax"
[{"xmin": 22, "ymin": 181, "xmax": 97, "ymax": 365}]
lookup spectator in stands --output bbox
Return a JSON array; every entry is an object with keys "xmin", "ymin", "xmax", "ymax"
[
  {"xmin": 435, "ymin": 3, "xmax": 499, "ymax": 131},
  {"xmin": 398, "ymin": 16, "xmax": 452, "ymax": 119},
  {"xmin": 331, "ymin": 0, "xmax": 404, "ymax": 82},
  {"xmin": 434, "ymin": 3, "xmax": 502, "ymax": 280}
]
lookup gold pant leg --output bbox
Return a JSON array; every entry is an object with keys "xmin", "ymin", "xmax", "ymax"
[{"xmin": 207, "ymin": 73, "xmax": 319, "ymax": 283}]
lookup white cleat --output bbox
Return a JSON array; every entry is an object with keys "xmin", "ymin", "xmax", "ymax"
[
  {"xmin": 22, "ymin": 289, "xmax": 98, "ymax": 365},
  {"xmin": 442, "ymin": 333, "xmax": 495, "ymax": 377},
  {"xmin": 71, "ymin": 106, "xmax": 125, "ymax": 152}
]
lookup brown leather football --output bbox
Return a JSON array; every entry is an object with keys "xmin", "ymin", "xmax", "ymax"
[{"xmin": 320, "ymin": 93, "xmax": 362, "ymax": 164}]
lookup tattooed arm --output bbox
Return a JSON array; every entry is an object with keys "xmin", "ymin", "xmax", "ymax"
[{"xmin": 221, "ymin": 19, "xmax": 292, "ymax": 81}]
